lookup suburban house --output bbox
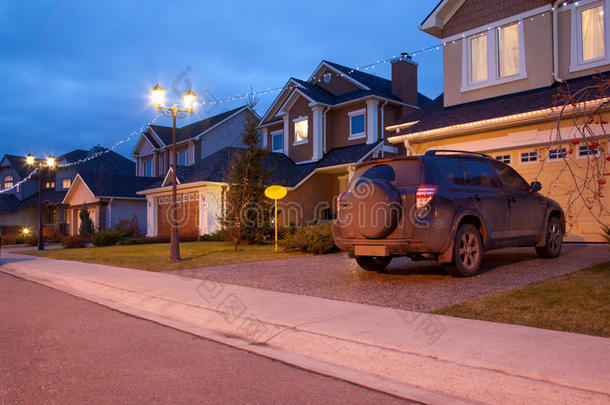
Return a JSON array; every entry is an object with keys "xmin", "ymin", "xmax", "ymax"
[
  {"xmin": 132, "ymin": 105, "xmax": 259, "ymax": 177},
  {"xmin": 62, "ymin": 172, "xmax": 159, "ymax": 236},
  {"xmin": 138, "ymin": 59, "xmax": 430, "ymax": 237},
  {"xmin": 386, "ymin": 0, "xmax": 610, "ymax": 241},
  {"xmin": 0, "ymin": 147, "xmax": 139, "ymax": 236}
]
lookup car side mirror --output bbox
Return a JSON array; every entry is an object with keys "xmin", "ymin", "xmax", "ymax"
[{"xmin": 530, "ymin": 181, "xmax": 542, "ymax": 193}]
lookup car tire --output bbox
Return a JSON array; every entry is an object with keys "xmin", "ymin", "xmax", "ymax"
[
  {"xmin": 355, "ymin": 256, "xmax": 392, "ymax": 271},
  {"xmin": 535, "ymin": 216, "xmax": 563, "ymax": 258},
  {"xmin": 445, "ymin": 223, "xmax": 482, "ymax": 277}
]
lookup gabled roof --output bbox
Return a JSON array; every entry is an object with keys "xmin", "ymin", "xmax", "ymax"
[
  {"xmin": 149, "ymin": 106, "xmax": 250, "ymax": 146},
  {"xmin": 75, "ymin": 172, "xmax": 160, "ymax": 199},
  {"xmin": 260, "ymin": 60, "xmax": 431, "ymax": 126},
  {"xmin": 66, "ymin": 150, "xmax": 136, "ymax": 176},
  {"xmin": 0, "ymin": 155, "xmax": 36, "ymax": 179},
  {"xmin": 388, "ymin": 74, "xmax": 605, "ymax": 140},
  {"xmin": 140, "ymin": 141, "xmax": 385, "ymax": 193},
  {"xmin": 0, "ymin": 194, "xmax": 21, "ymax": 213},
  {"xmin": 419, "ymin": 0, "xmax": 466, "ymax": 37}
]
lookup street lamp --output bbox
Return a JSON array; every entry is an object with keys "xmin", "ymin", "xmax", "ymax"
[
  {"xmin": 150, "ymin": 83, "xmax": 198, "ymax": 262},
  {"xmin": 25, "ymin": 153, "xmax": 55, "ymax": 250}
]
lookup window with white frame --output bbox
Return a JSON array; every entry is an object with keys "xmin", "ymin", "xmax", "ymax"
[
  {"xmin": 494, "ymin": 154, "xmax": 511, "ymax": 164},
  {"xmin": 177, "ymin": 151, "xmax": 187, "ymax": 166},
  {"xmin": 348, "ymin": 109, "xmax": 366, "ymax": 139},
  {"xmin": 548, "ymin": 147, "xmax": 568, "ymax": 160},
  {"xmin": 271, "ymin": 130, "xmax": 283, "ymax": 152},
  {"xmin": 571, "ymin": 1, "xmax": 607, "ymax": 71},
  {"xmin": 2, "ymin": 175, "xmax": 13, "ymax": 189},
  {"xmin": 62, "ymin": 178, "xmax": 72, "ymax": 189},
  {"xmin": 520, "ymin": 150, "xmax": 538, "ymax": 163},
  {"xmin": 578, "ymin": 143, "xmax": 600, "ymax": 157},
  {"xmin": 293, "ymin": 117, "xmax": 308, "ymax": 144},
  {"xmin": 463, "ymin": 22, "xmax": 525, "ymax": 91}
]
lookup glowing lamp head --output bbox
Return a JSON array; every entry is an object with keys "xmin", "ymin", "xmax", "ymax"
[
  {"xmin": 22, "ymin": 227, "xmax": 30, "ymax": 236},
  {"xmin": 25, "ymin": 153, "xmax": 35, "ymax": 165},
  {"xmin": 46, "ymin": 155, "xmax": 55, "ymax": 168},
  {"xmin": 150, "ymin": 83, "xmax": 166, "ymax": 107},
  {"xmin": 182, "ymin": 89, "xmax": 198, "ymax": 111}
]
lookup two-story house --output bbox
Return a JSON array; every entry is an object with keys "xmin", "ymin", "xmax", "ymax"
[
  {"xmin": 132, "ymin": 105, "xmax": 258, "ymax": 177},
  {"xmin": 387, "ymin": 0, "xmax": 610, "ymax": 241},
  {"xmin": 0, "ymin": 147, "xmax": 153, "ymax": 237},
  {"xmin": 138, "ymin": 59, "xmax": 430, "ymax": 237}
]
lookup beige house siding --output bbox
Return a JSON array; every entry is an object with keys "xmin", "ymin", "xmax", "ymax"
[{"xmin": 443, "ymin": 14, "xmax": 554, "ymax": 107}]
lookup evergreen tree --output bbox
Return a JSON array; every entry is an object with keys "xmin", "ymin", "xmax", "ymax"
[
  {"xmin": 223, "ymin": 103, "xmax": 271, "ymax": 250},
  {"xmin": 79, "ymin": 206, "xmax": 95, "ymax": 235}
]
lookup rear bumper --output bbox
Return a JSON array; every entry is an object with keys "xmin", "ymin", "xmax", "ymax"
[{"xmin": 333, "ymin": 237, "xmax": 431, "ymax": 256}]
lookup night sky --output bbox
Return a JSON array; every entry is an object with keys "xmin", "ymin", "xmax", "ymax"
[{"xmin": 0, "ymin": 1, "xmax": 443, "ymax": 160}]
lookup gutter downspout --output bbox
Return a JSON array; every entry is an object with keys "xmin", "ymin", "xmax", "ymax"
[
  {"xmin": 322, "ymin": 106, "xmax": 329, "ymax": 154},
  {"xmin": 552, "ymin": 0, "xmax": 564, "ymax": 83},
  {"xmin": 380, "ymin": 100, "xmax": 388, "ymax": 157}
]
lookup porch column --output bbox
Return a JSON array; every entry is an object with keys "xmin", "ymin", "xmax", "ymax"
[
  {"xmin": 282, "ymin": 114, "xmax": 289, "ymax": 157},
  {"xmin": 366, "ymin": 99, "xmax": 379, "ymax": 144},
  {"xmin": 262, "ymin": 128, "xmax": 268, "ymax": 149},
  {"xmin": 152, "ymin": 151, "xmax": 158, "ymax": 176},
  {"xmin": 146, "ymin": 196, "xmax": 158, "ymax": 237},
  {"xmin": 312, "ymin": 105, "xmax": 324, "ymax": 161}
]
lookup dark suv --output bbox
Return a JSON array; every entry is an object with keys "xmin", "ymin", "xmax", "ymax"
[{"xmin": 332, "ymin": 150, "xmax": 565, "ymax": 276}]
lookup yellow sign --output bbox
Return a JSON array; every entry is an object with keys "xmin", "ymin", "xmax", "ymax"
[
  {"xmin": 265, "ymin": 185, "xmax": 288, "ymax": 253},
  {"xmin": 264, "ymin": 185, "xmax": 287, "ymax": 200}
]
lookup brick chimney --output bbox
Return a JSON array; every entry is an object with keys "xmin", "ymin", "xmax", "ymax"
[{"xmin": 391, "ymin": 57, "xmax": 418, "ymax": 106}]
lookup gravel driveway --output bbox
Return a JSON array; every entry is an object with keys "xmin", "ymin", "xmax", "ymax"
[{"xmin": 173, "ymin": 244, "xmax": 610, "ymax": 312}]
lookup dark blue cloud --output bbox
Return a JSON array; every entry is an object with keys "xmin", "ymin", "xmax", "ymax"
[{"xmin": 0, "ymin": 0, "xmax": 443, "ymax": 159}]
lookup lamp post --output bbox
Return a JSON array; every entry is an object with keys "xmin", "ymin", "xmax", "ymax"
[
  {"xmin": 150, "ymin": 84, "xmax": 197, "ymax": 262},
  {"xmin": 26, "ymin": 153, "xmax": 55, "ymax": 251}
]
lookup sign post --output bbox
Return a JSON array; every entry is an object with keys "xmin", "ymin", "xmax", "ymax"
[{"xmin": 264, "ymin": 185, "xmax": 287, "ymax": 252}]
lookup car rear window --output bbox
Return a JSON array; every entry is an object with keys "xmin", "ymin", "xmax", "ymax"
[{"xmin": 350, "ymin": 160, "xmax": 422, "ymax": 189}]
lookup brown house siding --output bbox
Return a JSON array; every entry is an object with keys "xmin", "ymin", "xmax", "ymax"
[
  {"xmin": 315, "ymin": 67, "xmax": 362, "ymax": 96},
  {"xmin": 442, "ymin": 0, "xmax": 551, "ymax": 38},
  {"xmin": 265, "ymin": 123, "xmax": 284, "ymax": 152},
  {"xmin": 279, "ymin": 173, "xmax": 340, "ymax": 225},
  {"xmin": 288, "ymin": 96, "xmax": 313, "ymax": 162},
  {"xmin": 326, "ymin": 102, "xmax": 368, "ymax": 150}
]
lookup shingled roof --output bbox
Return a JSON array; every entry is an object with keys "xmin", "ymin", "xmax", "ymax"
[
  {"xmin": 145, "ymin": 140, "xmax": 384, "ymax": 191},
  {"xmin": 77, "ymin": 172, "xmax": 160, "ymax": 199},
  {"xmin": 0, "ymin": 194, "xmax": 21, "ymax": 213},
  {"xmin": 149, "ymin": 106, "xmax": 249, "ymax": 146},
  {"xmin": 391, "ymin": 74, "xmax": 605, "ymax": 137},
  {"xmin": 0, "ymin": 155, "xmax": 36, "ymax": 179}
]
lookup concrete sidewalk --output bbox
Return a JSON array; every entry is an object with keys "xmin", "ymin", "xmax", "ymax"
[{"xmin": 1, "ymin": 252, "xmax": 609, "ymax": 405}]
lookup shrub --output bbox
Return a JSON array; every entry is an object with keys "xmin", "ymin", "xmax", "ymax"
[
  {"xmin": 79, "ymin": 207, "xmax": 95, "ymax": 236},
  {"xmin": 43, "ymin": 227, "xmax": 63, "ymax": 243},
  {"xmin": 1, "ymin": 234, "xmax": 17, "ymax": 245},
  {"xmin": 91, "ymin": 230, "xmax": 126, "ymax": 247},
  {"xmin": 280, "ymin": 223, "xmax": 338, "ymax": 254},
  {"xmin": 116, "ymin": 218, "xmax": 139, "ymax": 238},
  {"xmin": 199, "ymin": 229, "xmax": 229, "ymax": 242},
  {"xmin": 62, "ymin": 235, "xmax": 88, "ymax": 249},
  {"xmin": 24, "ymin": 233, "xmax": 39, "ymax": 247}
]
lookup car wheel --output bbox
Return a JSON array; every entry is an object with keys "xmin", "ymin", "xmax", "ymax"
[
  {"xmin": 446, "ymin": 223, "xmax": 482, "ymax": 277},
  {"xmin": 355, "ymin": 256, "xmax": 392, "ymax": 271},
  {"xmin": 535, "ymin": 216, "xmax": 563, "ymax": 258}
]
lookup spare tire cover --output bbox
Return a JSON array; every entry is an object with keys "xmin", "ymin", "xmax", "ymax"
[{"xmin": 352, "ymin": 179, "xmax": 402, "ymax": 239}]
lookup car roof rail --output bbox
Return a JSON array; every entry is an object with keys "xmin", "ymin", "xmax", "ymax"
[{"xmin": 425, "ymin": 150, "xmax": 492, "ymax": 159}]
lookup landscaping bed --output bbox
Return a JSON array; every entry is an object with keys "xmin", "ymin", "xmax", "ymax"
[
  {"xmin": 22, "ymin": 241, "xmax": 309, "ymax": 271},
  {"xmin": 432, "ymin": 262, "xmax": 610, "ymax": 338}
]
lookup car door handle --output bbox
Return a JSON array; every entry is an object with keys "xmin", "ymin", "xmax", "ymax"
[{"xmin": 472, "ymin": 194, "xmax": 480, "ymax": 201}]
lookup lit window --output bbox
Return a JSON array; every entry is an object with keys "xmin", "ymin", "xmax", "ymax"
[
  {"xmin": 294, "ymin": 118, "xmax": 308, "ymax": 144},
  {"xmin": 520, "ymin": 151, "xmax": 537, "ymax": 163},
  {"xmin": 498, "ymin": 23, "xmax": 520, "ymax": 77},
  {"xmin": 349, "ymin": 110, "xmax": 366, "ymax": 139},
  {"xmin": 578, "ymin": 144, "xmax": 600, "ymax": 157},
  {"xmin": 271, "ymin": 131, "xmax": 283, "ymax": 152},
  {"xmin": 494, "ymin": 154, "xmax": 511, "ymax": 164},
  {"xmin": 548, "ymin": 148, "xmax": 567, "ymax": 160},
  {"xmin": 581, "ymin": 5, "xmax": 605, "ymax": 62},
  {"xmin": 62, "ymin": 178, "xmax": 72, "ymax": 189},
  {"xmin": 178, "ymin": 151, "xmax": 187, "ymax": 166},
  {"xmin": 470, "ymin": 35, "xmax": 488, "ymax": 83},
  {"xmin": 44, "ymin": 181, "xmax": 55, "ymax": 189},
  {"xmin": 2, "ymin": 175, "xmax": 13, "ymax": 189}
]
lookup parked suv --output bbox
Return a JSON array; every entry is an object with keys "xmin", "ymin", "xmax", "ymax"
[{"xmin": 332, "ymin": 150, "xmax": 565, "ymax": 276}]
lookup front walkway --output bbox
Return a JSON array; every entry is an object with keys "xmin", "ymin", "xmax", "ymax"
[{"xmin": 1, "ymin": 251, "xmax": 609, "ymax": 404}]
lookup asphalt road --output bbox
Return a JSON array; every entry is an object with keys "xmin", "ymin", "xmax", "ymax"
[
  {"xmin": 0, "ymin": 273, "xmax": 412, "ymax": 405},
  {"xmin": 174, "ymin": 244, "xmax": 610, "ymax": 312}
]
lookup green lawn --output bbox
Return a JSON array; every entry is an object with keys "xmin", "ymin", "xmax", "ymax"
[
  {"xmin": 22, "ymin": 241, "xmax": 309, "ymax": 271},
  {"xmin": 432, "ymin": 262, "xmax": 610, "ymax": 337}
]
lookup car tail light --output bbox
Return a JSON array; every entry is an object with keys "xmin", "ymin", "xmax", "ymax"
[{"xmin": 416, "ymin": 185, "xmax": 438, "ymax": 209}]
